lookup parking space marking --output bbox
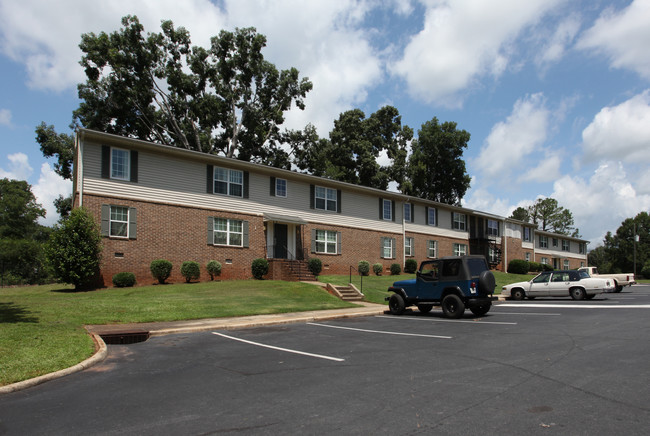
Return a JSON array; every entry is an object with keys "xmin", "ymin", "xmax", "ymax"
[
  {"xmin": 307, "ymin": 322, "xmax": 452, "ymax": 339},
  {"xmin": 498, "ymin": 304, "xmax": 650, "ymax": 309},
  {"xmin": 376, "ymin": 315, "xmax": 517, "ymax": 325},
  {"xmin": 212, "ymin": 332, "xmax": 345, "ymax": 362},
  {"xmin": 490, "ymin": 311, "xmax": 561, "ymax": 316}
]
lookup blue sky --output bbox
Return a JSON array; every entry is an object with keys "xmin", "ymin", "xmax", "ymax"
[{"xmin": 1, "ymin": 0, "xmax": 649, "ymax": 248}]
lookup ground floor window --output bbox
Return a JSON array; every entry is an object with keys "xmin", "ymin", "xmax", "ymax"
[
  {"xmin": 563, "ymin": 259, "xmax": 570, "ymax": 269},
  {"xmin": 381, "ymin": 237, "xmax": 396, "ymax": 259},
  {"xmin": 525, "ymin": 252, "xmax": 531, "ymax": 262},
  {"xmin": 427, "ymin": 240, "xmax": 437, "ymax": 258},
  {"xmin": 315, "ymin": 230, "xmax": 337, "ymax": 254},
  {"xmin": 453, "ymin": 243, "xmax": 467, "ymax": 256},
  {"xmin": 214, "ymin": 218, "xmax": 243, "ymax": 246},
  {"xmin": 110, "ymin": 206, "xmax": 129, "ymax": 237},
  {"xmin": 405, "ymin": 237, "xmax": 414, "ymax": 257},
  {"xmin": 541, "ymin": 257, "xmax": 549, "ymax": 265}
]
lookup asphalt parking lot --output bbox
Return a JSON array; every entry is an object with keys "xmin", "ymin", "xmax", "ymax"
[{"xmin": 1, "ymin": 286, "xmax": 649, "ymax": 435}]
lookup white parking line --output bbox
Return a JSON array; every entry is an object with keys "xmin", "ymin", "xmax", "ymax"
[
  {"xmin": 307, "ymin": 322, "xmax": 452, "ymax": 339},
  {"xmin": 498, "ymin": 304, "xmax": 650, "ymax": 309},
  {"xmin": 212, "ymin": 332, "xmax": 345, "ymax": 362},
  {"xmin": 490, "ymin": 312, "xmax": 561, "ymax": 316},
  {"xmin": 376, "ymin": 315, "xmax": 517, "ymax": 325}
]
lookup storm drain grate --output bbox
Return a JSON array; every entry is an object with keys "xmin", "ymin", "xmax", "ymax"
[{"xmin": 99, "ymin": 331, "xmax": 150, "ymax": 344}]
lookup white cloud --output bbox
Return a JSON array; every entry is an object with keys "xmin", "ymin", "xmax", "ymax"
[
  {"xmin": 551, "ymin": 161, "xmax": 650, "ymax": 246},
  {"xmin": 32, "ymin": 163, "xmax": 72, "ymax": 226},
  {"xmin": 519, "ymin": 153, "xmax": 562, "ymax": 183},
  {"xmin": 0, "ymin": 108, "xmax": 11, "ymax": 126},
  {"xmin": 0, "ymin": 152, "xmax": 33, "ymax": 180},
  {"xmin": 581, "ymin": 89, "xmax": 650, "ymax": 163},
  {"xmin": 536, "ymin": 14, "xmax": 581, "ymax": 66},
  {"xmin": 391, "ymin": 0, "xmax": 564, "ymax": 105},
  {"xmin": 475, "ymin": 93, "xmax": 549, "ymax": 179},
  {"xmin": 577, "ymin": 0, "xmax": 650, "ymax": 80}
]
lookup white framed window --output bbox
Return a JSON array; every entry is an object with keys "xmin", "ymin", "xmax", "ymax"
[
  {"xmin": 579, "ymin": 243, "xmax": 586, "ymax": 254},
  {"xmin": 488, "ymin": 246, "xmax": 498, "ymax": 264},
  {"xmin": 315, "ymin": 186, "xmax": 337, "ymax": 212},
  {"xmin": 213, "ymin": 218, "xmax": 243, "ymax": 246},
  {"xmin": 427, "ymin": 207, "xmax": 437, "ymax": 226},
  {"xmin": 562, "ymin": 240, "xmax": 570, "ymax": 252},
  {"xmin": 523, "ymin": 227, "xmax": 532, "ymax": 242},
  {"xmin": 315, "ymin": 230, "xmax": 337, "ymax": 254},
  {"xmin": 111, "ymin": 148, "xmax": 130, "ymax": 181},
  {"xmin": 453, "ymin": 213, "xmax": 467, "ymax": 231},
  {"xmin": 487, "ymin": 219, "xmax": 499, "ymax": 237},
  {"xmin": 541, "ymin": 257, "xmax": 549, "ymax": 265},
  {"xmin": 427, "ymin": 240, "xmax": 438, "ymax": 258},
  {"xmin": 563, "ymin": 259, "xmax": 570, "ymax": 269},
  {"xmin": 553, "ymin": 238, "xmax": 558, "ymax": 247},
  {"xmin": 580, "ymin": 261, "xmax": 585, "ymax": 268},
  {"xmin": 525, "ymin": 252, "xmax": 531, "ymax": 262},
  {"xmin": 404, "ymin": 203, "xmax": 411, "ymax": 222},
  {"xmin": 382, "ymin": 199, "xmax": 392, "ymax": 221},
  {"xmin": 275, "ymin": 178, "xmax": 287, "ymax": 197},
  {"xmin": 110, "ymin": 206, "xmax": 129, "ymax": 238},
  {"xmin": 453, "ymin": 243, "xmax": 467, "ymax": 256},
  {"xmin": 539, "ymin": 235, "xmax": 548, "ymax": 248},
  {"xmin": 381, "ymin": 237, "xmax": 395, "ymax": 259},
  {"xmin": 214, "ymin": 167, "xmax": 243, "ymax": 197},
  {"xmin": 405, "ymin": 237, "xmax": 414, "ymax": 257}
]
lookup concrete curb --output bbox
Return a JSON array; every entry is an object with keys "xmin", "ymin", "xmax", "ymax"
[{"xmin": 0, "ymin": 333, "xmax": 108, "ymax": 395}]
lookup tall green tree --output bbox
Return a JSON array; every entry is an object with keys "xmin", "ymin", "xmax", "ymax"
[
  {"xmin": 602, "ymin": 212, "xmax": 650, "ymax": 274},
  {"xmin": 405, "ymin": 117, "xmax": 471, "ymax": 205},
  {"xmin": 37, "ymin": 15, "xmax": 313, "ymax": 172},
  {"xmin": 0, "ymin": 179, "xmax": 49, "ymax": 284},
  {"xmin": 525, "ymin": 198, "xmax": 579, "ymax": 236},
  {"xmin": 509, "ymin": 206, "xmax": 530, "ymax": 222}
]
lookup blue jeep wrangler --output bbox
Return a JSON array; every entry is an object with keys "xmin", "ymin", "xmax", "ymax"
[{"xmin": 386, "ymin": 255, "xmax": 496, "ymax": 318}]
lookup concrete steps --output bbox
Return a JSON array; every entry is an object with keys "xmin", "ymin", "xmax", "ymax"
[{"xmin": 326, "ymin": 283, "xmax": 364, "ymax": 301}]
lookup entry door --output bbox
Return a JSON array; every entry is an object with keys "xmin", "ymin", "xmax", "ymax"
[{"xmin": 274, "ymin": 224, "xmax": 288, "ymax": 259}]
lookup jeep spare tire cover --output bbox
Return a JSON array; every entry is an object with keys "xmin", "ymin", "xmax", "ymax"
[{"xmin": 478, "ymin": 270, "xmax": 496, "ymax": 294}]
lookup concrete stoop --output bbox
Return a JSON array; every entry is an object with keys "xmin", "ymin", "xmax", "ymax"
[{"xmin": 326, "ymin": 283, "xmax": 364, "ymax": 301}]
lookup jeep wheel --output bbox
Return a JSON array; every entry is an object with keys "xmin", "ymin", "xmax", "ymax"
[
  {"xmin": 417, "ymin": 304, "xmax": 433, "ymax": 314},
  {"xmin": 511, "ymin": 288, "xmax": 525, "ymax": 300},
  {"xmin": 441, "ymin": 294, "xmax": 465, "ymax": 319},
  {"xmin": 478, "ymin": 270, "xmax": 496, "ymax": 294},
  {"xmin": 570, "ymin": 287, "xmax": 586, "ymax": 300},
  {"xmin": 470, "ymin": 302, "xmax": 491, "ymax": 316},
  {"xmin": 388, "ymin": 294, "xmax": 405, "ymax": 315}
]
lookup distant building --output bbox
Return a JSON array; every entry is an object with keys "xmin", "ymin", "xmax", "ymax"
[{"xmin": 73, "ymin": 129, "xmax": 588, "ymax": 286}]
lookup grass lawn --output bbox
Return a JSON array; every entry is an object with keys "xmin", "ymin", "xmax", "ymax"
[{"xmin": 0, "ymin": 280, "xmax": 355, "ymax": 387}]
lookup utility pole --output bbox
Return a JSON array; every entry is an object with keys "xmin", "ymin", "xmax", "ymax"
[{"xmin": 634, "ymin": 221, "xmax": 638, "ymax": 278}]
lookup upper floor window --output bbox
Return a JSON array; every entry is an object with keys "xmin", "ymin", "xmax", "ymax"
[
  {"xmin": 214, "ymin": 167, "xmax": 243, "ymax": 197},
  {"xmin": 382, "ymin": 199, "xmax": 393, "ymax": 221},
  {"xmin": 111, "ymin": 148, "xmax": 130, "ymax": 180},
  {"xmin": 315, "ymin": 186, "xmax": 337, "ymax": 212},
  {"xmin": 452, "ymin": 213, "xmax": 467, "ymax": 231},
  {"xmin": 275, "ymin": 178, "xmax": 287, "ymax": 197},
  {"xmin": 404, "ymin": 203, "xmax": 412, "ymax": 222},
  {"xmin": 487, "ymin": 219, "xmax": 499, "ymax": 237},
  {"xmin": 562, "ymin": 240, "xmax": 570, "ymax": 252},
  {"xmin": 539, "ymin": 235, "xmax": 548, "ymax": 248},
  {"xmin": 427, "ymin": 207, "xmax": 437, "ymax": 226},
  {"xmin": 553, "ymin": 238, "xmax": 559, "ymax": 247},
  {"xmin": 579, "ymin": 243, "xmax": 586, "ymax": 254},
  {"xmin": 523, "ymin": 227, "xmax": 532, "ymax": 242}
]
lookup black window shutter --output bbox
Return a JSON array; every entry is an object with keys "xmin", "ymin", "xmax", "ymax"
[
  {"xmin": 310, "ymin": 185, "xmax": 315, "ymax": 209},
  {"xmin": 101, "ymin": 146, "xmax": 110, "ymax": 179},
  {"xmin": 391, "ymin": 200, "xmax": 395, "ymax": 222},
  {"xmin": 311, "ymin": 229, "xmax": 316, "ymax": 252},
  {"xmin": 379, "ymin": 198, "xmax": 384, "ymax": 219},
  {"xmin": 242, "ymin": 221, "xmax": 249, "ymax": 247},
  {"xmin": 128, "ymin": 207, "xmax": 137, "ymax": 239},
  {"xmin": 206, "ymin": 165, "xmax": 213, "ymax": 194},
  {"xmin": 337, "ymin": 232, "xmax": 342, "ymax": 254},
  {"xmin": 207, "ymin": 217, "xmax": 214, "ymax": 245},
  {"xmin": 243, "ymin": 171, "xmax": 249, "ymax": 198},
  {"xmin": 130, "ymin": 151, "xmax": 138, "ymax": 182},
  {"xmin": 411, "ymin": 204, "xmax": 415, "ymax": 223},
  {"xmin": 337, "ymin": 190, "xmax": 342, "ymax": 213},
  {"xmin": 100, "ymin": 204, "xmax": 110, "ymax": 236},
  {"xmin": 391, "ymin": 238, "xmax": 396, "ymax": 259},
  {"xmin": 270, "ymin": 177, "xmax": 276, "ymax": 196}
]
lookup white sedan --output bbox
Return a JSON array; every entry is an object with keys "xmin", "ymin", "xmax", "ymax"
[{"xmin": 502, "ymin": 270, "xmax": 614, "ymax": 300}]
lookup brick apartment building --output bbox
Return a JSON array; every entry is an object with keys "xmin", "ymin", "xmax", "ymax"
[{"xmin": 72, "ymin": 129, "xmax": 588, "ymax": 286}]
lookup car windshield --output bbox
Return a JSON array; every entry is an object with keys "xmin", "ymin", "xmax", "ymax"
[
  {"xmin": 532, "ymin": 272, "xmax": 551, "ymax": 284},
  {"xmin": 466, "ymin": 258, "xmax": 488, "ymax": 277}
]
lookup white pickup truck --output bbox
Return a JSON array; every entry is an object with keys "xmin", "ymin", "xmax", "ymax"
[{"xmin": 578, "ymin": 266, "xmax": 636, "ymax": 293}]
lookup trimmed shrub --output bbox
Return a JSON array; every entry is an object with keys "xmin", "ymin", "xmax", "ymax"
[
  {"xmin": 252, "ymin": 258, "xmax": 269, "ymax": 280},
  {"xmin": 542, "ymin": 263, "xmax": 554, "ymax": 271},
  {"xmin": 308, "ymin": 258, "xmax": 323, "ymax": 277},
  {"xmin": 207, "ymin": 260, "xmax": 222, "ymax": 280},
  {"xmin": 150, "ymin": 259, "xmax": 173, "ymax": 284},
  {"xmin": 528, "ymin": 261, "xmax": 542, "ymax": 272},
  {"xmin": 373, "ymin": 263, "xmax": 383, "ymax": 276},
  {"xmin": 181, "ymin": 261, "xmax": 201, "ymax": 283},
  {"xmin": 404, "ymin": 259, "xmax": 418, "ymax": 274},
  {"xmin": 112, "ymin": 272, "xmax": 136, "ymax": 288},
  {"xmin": 390, "ymin": 263, "xmax": 401, "ymax": 275},
  {"xmin": 641, "ymin": 261, "xmax": 650, "ymax": 279},
  {"xmin": 358, "ymin": 260, "xmax": 370, "ymax": 276},
  {"xmin": 508, "ymin": 259, "xmax": 529, "ymax": 275}
]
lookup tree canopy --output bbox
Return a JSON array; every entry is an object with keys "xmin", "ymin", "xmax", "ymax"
[
  {"xmin": 404, "ymin": 118, "xmax": 471, "ymax": 205},
  {"xmin": 593, "ymin": 211, "xmax": 650, "ymax": 275},
  {"xmin": 510, "ymin": 197, "xmax": 579, "ymax": 237}
]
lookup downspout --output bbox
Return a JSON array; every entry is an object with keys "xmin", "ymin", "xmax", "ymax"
[
  {"xmin": 402, "ymin": 201, "xmax": 407, "ymax": 268},
  {"xmin": 77, "ymin": 132, "xmax": 83, "ymax": 207},
  {"xmin": 502, "ymin": 218, "xmax": 507, "ymax": 272}
]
